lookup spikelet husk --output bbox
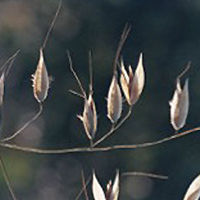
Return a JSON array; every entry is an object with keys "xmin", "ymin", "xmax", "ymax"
[
  {"xmin": 106, "ymin": 171, "xmax": 119, "ymax": 200},
  {"xmin": 120, "ymin": 53, "xmax": 145, "ymax": 105},
  {"xmin": 79, "ymin": 94, "xmax": 97, "ymax": 140},
  {"xmin": 169, "ymin": 79, "xmax": 189, "ymax": 131},
  {"xmin": 32, "ymin": 49, "xmax": 49, "ymax": 103},
  {"xmin": 92, "ymin": 171, "xmax": 119, "ymax": 200},
  {"xmin": 92, "ymin": 172, "xmax": 106, "ymax": 200},
  {"xmin": 183, "ymin": 174, "xmax": 200, "ymax": 200},
  {"xmin": 107, "ymin": 75, "xmax": 122, "ymax": 123}
]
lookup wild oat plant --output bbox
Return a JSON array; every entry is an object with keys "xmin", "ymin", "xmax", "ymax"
[{"xmin": 0, "ymin": 1, "xmax": 199, "ymax": 200}]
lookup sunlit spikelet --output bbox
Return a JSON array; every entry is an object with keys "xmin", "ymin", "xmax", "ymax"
[
  {"xmin": 0, "ymin": 73, "xmax": 5, "ymax": 106},
  {"xmin": 92, "ymin": 171, "xmax": 119, "ymax": 200},
  {"xmin": 92, "ymin": 172, "xmax": 106, "ymax": 200},
  {"xmin": 107, "ymin": 75, "xmax": 122, "ymax": 123},
  {"xmin": 106, "ymin": 171, "xmax": 119, "ymax": 200},
  {"xmin": 32, "ymin": 49, "xmax": 49, "ymax": 103},
  {"xmin": 169, "ymin": 78, "xmax": 189, "ymax": 131},
  {"xmin": 120, "ymin": 53, "xmax": 145, "ymax": 105},
  {"xmin": 183, "ymin": 174, "xmax": 200, "ymax": 200},
  {"xmin": 78, "ymin": 93, "xmax": 97, "ymax": 140}
]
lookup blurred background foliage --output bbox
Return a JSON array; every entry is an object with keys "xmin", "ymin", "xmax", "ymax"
[{"xmin": 0, "ymin": 0, "xmax": 200, "ymax": 199}]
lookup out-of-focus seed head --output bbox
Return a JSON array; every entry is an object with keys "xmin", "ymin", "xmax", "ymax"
[
  {"xmin": 92, "ymin": 171, "xmax": 120, "ymax": 200},
  {"xmin": 120, "ymin": 53, "xmax": 145, "ymax": 105},
  {"xmin": 32, "ymin": 49, "xmax": 50, "ymax": 103},
  {"xmin": 107, "ymin": 75, "xmax": 122, "ymax": 123},
  {"xmin": 183, "ymin": 174, "xmax": 200, "ymax": 200},
  {"xmin": 106, "ymin": 171, "xmax": 119, "ymax": 200},
  {"xmin": 78, "ymin": 93, "xmax": 97, "ymax": 140},
  {"xmin": 92, "ymin": 172, "xmax": 106, "ymax": 200},
  {"xmin": 169, "ymin": 78, "xmax": 189, "ymax": 131}
]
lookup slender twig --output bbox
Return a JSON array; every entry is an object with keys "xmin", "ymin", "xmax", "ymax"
[
  {"xmin": 0, "ymin": 154, "xmax": 17, "ymax": 200},
  {"xmin": 88, "ymin": 50, "xmax": 93, "ymax": 95},
  {"xmin": 69, "ymin": 89, "xmax": 85, "ymax": 99},
  {"xmin": 1, "ymin": 103, "xmax": 43, "ymax": 142},
  {"xmin": 41, "ymin": 0, "xmax": 62, "ymax": 50},
  {"xmin": 113, "ymin": 24, "xmax": 131, "ymax": 74},
  {"xmin": 93, "ymin": 106, "xmax": 132, "ymax": 147},
  {"xmin": 75, "ymin": 174, "xmax": 91, "ymax": 200},
  {"xmin": 122, "ymin": 171, "xmax": 168, "ymax": 180},
  {"xmin": 176, "ymin": 61, "xmax": 191, "ymax": 82},
  {"xmin": 81, "ymin": 171, "xmax": 89, "ymax": 200},
  {"xmin": 0, "ymin": 126, "xmax": 199, "ymax": 154},
  {"xmin": 67, "ymin": 51, "xmax": 87, "ymax": 99},
  {"xmin": 0, "ymin": 50, "xmax": 20, "ymax": 78}
]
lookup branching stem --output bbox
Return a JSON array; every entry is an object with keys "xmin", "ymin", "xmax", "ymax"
[
  {"xmin": 0, "ymin": 154, "xmax": 17, "ymax": 200},
  {"xmin": 0, "ymin": 126, "xmax": 199, "ymax": 154},
  {"xmin": 1, "ymin": 103, "xmax": 43, "ymax": 142}
]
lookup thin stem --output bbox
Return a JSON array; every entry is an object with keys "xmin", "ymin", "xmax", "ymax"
[
  {"xmin": 0, "ymin": 50, "xmax": 20, "ymax": 77},
  {"xmin": 41, "ymin": 0, "xmax": 62, "ymax": 50},
  {"xmin": 75, "ymin": 174, "xmax": 91, "ymax": 200},
  {"xmin": 0, "ymin": 154, "xmax": 17, "ymax": 200},
  {"xmin": 113, "ymin": 24, "xmax": 131, "ymax": 74},
  {"xmin": 88, "ymin": 50, "xmax": 93, "ymax": 94},
  {"xmin": 122, "ymin": 171, "xmax": 168, "ymax": 180},
  {"xmin": 67, "ymin": 51, "xmax": 86, "ymax": 98},
  {"xmin": 1, "ymin": 103, "xmax": 43, "ymax": 142},
  {"xmin": 93, "ymin": 106, "xmax": 132, "ymax": 147},
  {"xmin": 0, "ymin": 126, "xmax": 199, "ymax": 154},
  {"xmin": 81, "ymin": 171, "xmax": 89, "ymax": 200},
  {"xmin": 68, "ymin": 89, "xmax": 85, "ymax": 99},
  {"xmin": 176, "ymin": 61, "xmax": 191, "ymax": 82}
]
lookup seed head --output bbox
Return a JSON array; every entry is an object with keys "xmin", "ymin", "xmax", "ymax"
[
  {"xmin": 107, "ymin": 75, "xmax": 122, "ymax": 123},
  {"xmin": 169, "ymin": 78, "xmax": 189, "ymax": 131},
  {"xmin": 78, "ymin": 93, "xmax": 97, "ymax": 140},
  {"xmin": 120, "ymin": 53, "xmax": 145, "ymax": 105},
  {"xmin": 32, "ymin": 49, "xmax": 50, "ymax": 103}
]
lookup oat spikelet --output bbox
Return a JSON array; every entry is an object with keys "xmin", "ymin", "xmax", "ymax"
[
  {"xmin": 92, "ymin": 172, "xmax": 106, "ymax": 200},
  {"xmin": 106, "ymin": 171, "xmax": 119, "ymax": 200},
  {"xmin": 92, "ymin": 171, "xmax": 120, "ymax": 200},
  {"xmin": 107, "ymin": 75, "xmax": 122, "ymax": 123},
  {"xmin": 78, "ymin": 93, "xmax": 97, "ymax": 140},
  {"xmin": 32, "ymin": 49, "xmax": 49, "ymax": 103},
  {"xmin": 183, "ymin": 174, "xmax": 200, "ymax": 200},
  {"xmin": 169, "ymin": 78, "xmax": 189, "ymax": 131},
  {"xmin": 120, "ymin": 53, "xmax": 145, "ymax": 105}
]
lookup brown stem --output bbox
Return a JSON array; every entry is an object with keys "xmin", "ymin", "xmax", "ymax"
[
  {"xmin": 0, "ymin": 154, "xmax": 17, "ymax": 200},
  {"xmin": 1, "ymin": 103, "xmax": 43, "ymax": 142},
  {"xmin": 93, "ymin": 106, "xmax": 132, "ymax": 147},
  {"xmin": 0, "ymin": 126, "xmax": 199, "ymax": 154}
]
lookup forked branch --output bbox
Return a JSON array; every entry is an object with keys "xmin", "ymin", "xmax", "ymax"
[{"xmin": 0, "ymin": 126, "xmax": 199, "ymax": 154}]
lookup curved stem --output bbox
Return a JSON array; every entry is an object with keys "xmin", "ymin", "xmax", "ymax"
[
  {"xmin": 41, "ymin": 0, "xmax": 62, "ymax": 50},
  {"xmin": 0, "ymin": 154, "xmax": 17, "ymax": 200},
  {"xmin": 93, "ymin": 106, "xmax": 132, "ymax": 147},
  {"xmin": 0, "ymin": 126, "xmax": 199, "ymax": 154},
  {"xmin": 1, "ymin": 103, "xmax": 43, "ymax": 142},
  {"xmin": 122, "ymin": 171, "xmax": 168, "ymax": 180}
]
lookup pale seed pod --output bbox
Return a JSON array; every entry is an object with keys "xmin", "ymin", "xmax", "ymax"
[
  {"xmin": 0, "ymin": 73, "xmax": 5, "ymax": 106},
  {"xmin": 106, "ymin": 171, "xmax": 119, "ymax": 200},
  {"xmin": 107, "ymin": 75, "xmax": 122, "ymax": 123},
  {"xmin": 32, "ymin": 49, "xmax": 49, "ymax": 103},
  {"xmin": 92, "ymin": 171, "xmax": 120, "ymax": 200},
  {"xmin": 120, "ymin": 53, "xmax": 145, "ymax": 105},
  {"xmin": 183, "ymin": 174, "xmax": 200, "ymax": 200},
  {"xmin": 92, "ymin": 172, "xmax": 106, "ymax": 200},
  {"xmin": 78, "ymin": 93, "xmax": 97, "ymax": 140},
  {"xmin": 169, "ymin": 78, "xmax": 189, "ymax": 131}
]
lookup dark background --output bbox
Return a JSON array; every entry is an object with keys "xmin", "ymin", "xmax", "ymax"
[{"xmin": 0, "ymin": 0, "xmax": 200, "ymax": 199}]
